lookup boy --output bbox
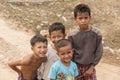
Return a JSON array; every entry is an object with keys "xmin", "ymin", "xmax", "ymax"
[
  {"xmin": 68, "ymin": 4, "xmax": 103, "ymax": 80},
  {"xmin": 48, "ymin": 39, "xmax": 78, "ymax": 80},
  {"xmin": 37, "ymin": 22, "xmax": 66, "ymax": 80},
  {"xmin": 8, "ymin": 35, "xmax": 48, "ymax": 80}
]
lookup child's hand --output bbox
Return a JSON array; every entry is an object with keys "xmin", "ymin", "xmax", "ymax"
[
  {"xmin": 18, "ymin": 71, "xmax": 23, "ymax": 78},
  {"xmin": 83, "ymin": 66, "xmax": 94, "ymax": 77}
]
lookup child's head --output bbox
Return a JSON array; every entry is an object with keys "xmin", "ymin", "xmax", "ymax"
[
  {"xmin": 74, "ymin": 4, "xmax": 91, "ymax": 18},
  {"xmin": 49, "ymin": 22, "xmax": 66, "ymax": 44},
  {"xmin": 55, "ymin": 39, "xmax": 73, "ymax": 65},
  {"xmin": 74, "ymin": 4, "xmax": 91, "ymax": 30},
  {"xmin": 30, "ymin": 34, "xmax": 48, "ymax": 57}
]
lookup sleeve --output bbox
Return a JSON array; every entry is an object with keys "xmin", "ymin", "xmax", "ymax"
[
  {"xmin": 48, "ymin": 64, "xmax": 57, "ymax": 79},
  {"xmin": 68, "ymin": 36, "xmax": 74, "ymax": 49},
  {"xmin": 74, "ymin": 63, "xmax": 78, "ymax": 77},
  {"xmin": 68, "ymin": 36, "xmax": 75, "ymax": 61},
  {"xmin": 92, "ymin": 35, "xmax": 103, "ymax": 66}
]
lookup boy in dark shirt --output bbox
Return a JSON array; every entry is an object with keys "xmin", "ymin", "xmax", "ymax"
[{"xmin": 68, "ymin": 4, "xmax": 103, "ymax": 80}]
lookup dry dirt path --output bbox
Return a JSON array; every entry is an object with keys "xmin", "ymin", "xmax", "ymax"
[
  {"xmin": 0, "ymin": 19, "xmax": 120, "ymax": 80},
  {"xmin": 0, "ymin": 18, "xmax": 32, "ymax": 80}
]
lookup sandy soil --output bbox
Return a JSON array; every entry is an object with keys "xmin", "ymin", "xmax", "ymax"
[{"xmin": 0, "ymin": 18, "xmax": 120, "ymax": 80}]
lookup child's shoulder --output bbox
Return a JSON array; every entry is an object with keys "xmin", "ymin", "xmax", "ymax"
[
  {"xmin": 70, "ymin": 61, "xmax": 77, "ymax": 66},
  {"xmin": 68, "ymin": 28, "xmax": 79, "ymax": 36},
  {"xmin": 22, "ymin": 54, "xmax": 33, "ymax": 63},
  {"xmin": 91, "ymin": 26, "xmax": 102, "ymax": 36},
  {"xmin": 51, "ymin": 60, "xmax": 61, "ymax": 69},
  {"xmin": 53, "ymin": 60, "xmax": 60, "ymax": 65},
  {"xmin": 23, "ymin": 53, "xmax": 33, "ymax": 59}
]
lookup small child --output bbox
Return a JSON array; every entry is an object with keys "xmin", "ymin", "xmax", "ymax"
[
  {"xmin": 8, "ymin": 35, "xmax": 48, "ymax": 80},
  {"xmin": 48, "ymin": 39, "xmax": 78, "ymax": 80},
  {"xmin": 68, "ymin": 4, "xmax": 103, "ymax": 80},
  {"xmin": 37, "ymin": 22, "xmax": 66, "ymax": 80}
]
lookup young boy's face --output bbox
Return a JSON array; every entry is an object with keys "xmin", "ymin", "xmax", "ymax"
[
  {"xmin": 49, "ymin": 30, "xmax": 65, "ymax": 44},
  {"xmin": 57, "ymin": 45, "xmax": 73, "ymax": 65},
  {"xmin": 32, "ymin": 42, "xmax": 47, "ymax": 58},
  {"xmin": 75, "ymin": 12, "xmax": 91, "ymax": 30}
]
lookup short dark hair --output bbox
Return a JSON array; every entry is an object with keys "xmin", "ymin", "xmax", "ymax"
[
  {"xmin": 74, "ymin": 4, "xmax": 91, "ymax": 18},
  {"xmin": 30, "ymin": 34, "xmax": 48, "ymax": 46},
  {"xmin": 55, "ymin": 39, "xmax": 72, "ymax": 50},
  {"xmin": 49, "ymin": 22, "xmax": 65, "ymax": 35}
]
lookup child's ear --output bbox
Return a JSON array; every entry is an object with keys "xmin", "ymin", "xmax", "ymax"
[
  {"xmin": 72, "ymin": 48, "xmax": 74, "ymax": 52},
  {"xmin": 64, "ymin": 34, "xmax": 67, "ymax": 39},
  {"xmin": 48, "ymin": 35, "xmax": 51, "ymax": 39},
  {"xmin": 57, "ymin": 52, "xmax": 59, "ymax": 56},
  {"xmin": 89, "ymin": 16, "xmax": 91, "ymax": 19},
  {"xmin": 74, "ymin": 17, "xmax": 77, "ymax": 21},
  {"xmin": 31, "ymin": 47, "xmax": 33, "ymax": 50}
]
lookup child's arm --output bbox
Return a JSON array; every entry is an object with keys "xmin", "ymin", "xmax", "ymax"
[
  {"xmin": 93, "ymin": 32, "xmax": 103, "ymax": 66},
  {"xmin": 84, "ymin": 31, "xmax": 103, "ymax": 76},
  {"xmin": 8, "ymin": 55, "xmax": 32, "ymax": 77},
  {"xmin": 8, "ymin": 60, "xmax": 23, "ymax": 77},
  {"xmin": 48, "ymin": 63, "xmax": 57, "ymax": 80}
]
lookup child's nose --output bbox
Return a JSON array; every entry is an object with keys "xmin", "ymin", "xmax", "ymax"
[
  {"xmin": 64, "ymin": 54, "xmax": 69, "ymax": 58},
  {"xmin": 41, "ymin": 48, "xmax": 46, "ymax": 52},
  {"xmin": 55, "ymin": 37, "xmax": 59, "ymax": 42},
  {"xmin": 81, "ymin": 19, "xmax": 85, "ymax": 23}
]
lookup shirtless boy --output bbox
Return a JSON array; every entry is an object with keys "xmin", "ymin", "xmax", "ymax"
[{"xmin": 8, "ymin": 35, "xmax": 48, "ymax": 80}]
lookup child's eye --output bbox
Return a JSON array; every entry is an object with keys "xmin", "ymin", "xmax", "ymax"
[
  {"xmin": 85, "ymin": 17, "xmax": 88, "ymax": 19},
  {"xmin": 56, "ymin": 35, "xmax": 62, "ymax": 37},
  {"xmin": 44, "ymin": 46, "xmax": 47, "ymax": 48},
  {"xmin": 78, "ymin": 17, "xmax": 82, "ymax": 20},
  {"xmin": 67, "ymin": 51, "xmax": 71, "ymax": 54},
  {"xmin": 61, "ymin": 53, "xmax": 65, "ymax": 55},
  {"xmin": 38, "ymin": 46, "xmax": 47, "ymax": 49},
  {"xmin": 38, "ymin": 46, "xmax": 41, "ymax": 48},
  {"xmin": 51, "ymin": 36, "xmax": 56, "ymax": 39}
]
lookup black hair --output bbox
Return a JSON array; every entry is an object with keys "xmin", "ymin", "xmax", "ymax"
[
  {"xmin": 49, "ymin": 22, "xmax": 65, "ymax": 35},
  {"xmin": 30, "ymin": 34, "xmax": 48, "ymax": 46},
  {"xmin": 74, "ymin": 4, "xmax": 91, "ymax": 18},
  {"xmin": 55, "ymin": 39, "xmax": 72, "ymax": 50}
]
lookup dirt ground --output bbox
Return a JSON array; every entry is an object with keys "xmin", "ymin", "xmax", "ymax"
[
  {"xmin": 0, "ymin": 18, "xmax": 120, "ymax": 80},
  {"xmin": 0, "ymin": 1, "xmax": 120, "ymax": 49}
]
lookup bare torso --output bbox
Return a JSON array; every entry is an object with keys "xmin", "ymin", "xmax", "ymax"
[{"xmin": 21, "ymin": 55, "xmax": 46, "ymax": 80}]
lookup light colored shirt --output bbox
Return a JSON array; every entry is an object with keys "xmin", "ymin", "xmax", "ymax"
[
  {"xmin": 48, "ymin": 60, "xmax": 78, "ymax": 80},
  {"xmin": 37, "ymin": 43, "xmax": 58, "ymax": 80}
]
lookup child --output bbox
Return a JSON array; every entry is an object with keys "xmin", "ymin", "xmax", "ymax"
[
  {"xmin": 68, "ymin": 4, "xmax": 103, "ymax": 80},
  {"xmin": 8, "ymin": 34, "xmax": 48, "ymax": 80},
  {"xmin": 37, "ymin": 22, "xmax": 66, "ymax": 80},
  {"xmin": 48, "ymin": 39, "xmax": 78, "ymax": 80}
]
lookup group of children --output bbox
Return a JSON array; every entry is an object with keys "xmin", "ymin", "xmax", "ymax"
[{"xmin": 8, "ymin": 4, "xmax": 103, "ymax": 80}]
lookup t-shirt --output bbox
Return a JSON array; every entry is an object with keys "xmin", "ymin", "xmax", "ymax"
[{"xmin": 48, "ymin": 60, "xmax": 78, "ymax": 80}]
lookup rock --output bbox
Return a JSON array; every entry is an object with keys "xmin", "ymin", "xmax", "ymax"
[
  {"xmin": 116, "ymin": 57, "xmax": 120, "ymax": 60},
  {"xmin": 62, "ymin": 16, "xmax": 67, "ymax": 22},
  {"xmin": 40, "ymin": 30, "xmax": 48, "ymax": 37},
  {"xmin": 36, "ymin": 25, "xmax": 42, "ymax": 31},
  {"xmin": 104, "ymin": 46, "xmax": 115, "ymax": 54},
  {"xmin": 0, "ymin": 54, "xmax": 4, "ymax": 61},
  {"xmin": 56, "ymin": 14, "xmax": 62, "ymax": 17}
]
